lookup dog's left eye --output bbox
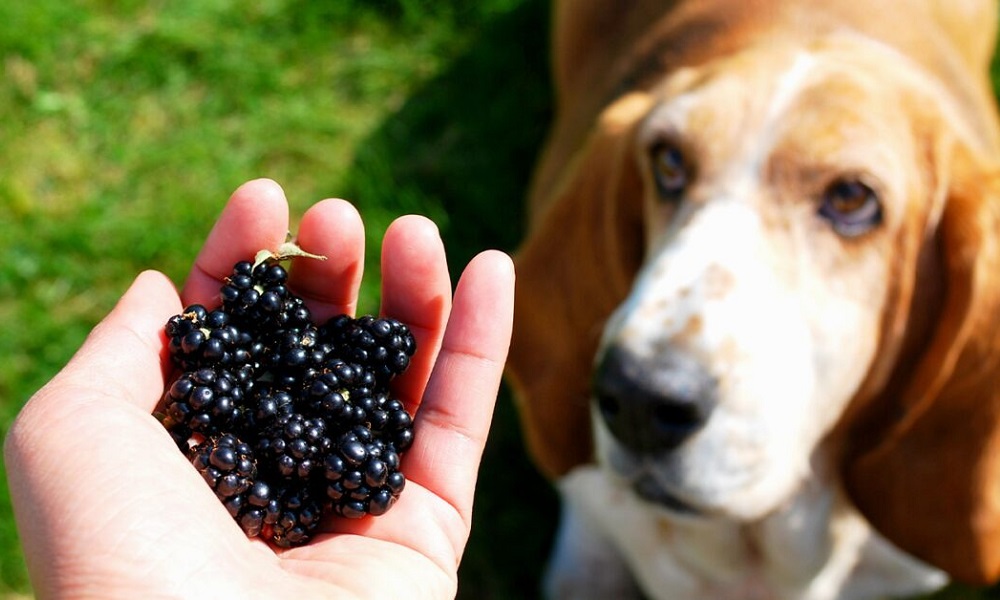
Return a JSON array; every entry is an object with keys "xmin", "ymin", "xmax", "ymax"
[
  {"xmin": 818, "ymin": 178, "xmax": 882, "ymax": 237},
  {"xmin": 651, "ymin": 143, "xmax": 689, "ymax": 200}
]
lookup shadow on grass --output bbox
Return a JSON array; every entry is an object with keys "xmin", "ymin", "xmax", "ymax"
[{"xmin": 341, "ymin": 3, "xmax": 558, "ymax": 599}]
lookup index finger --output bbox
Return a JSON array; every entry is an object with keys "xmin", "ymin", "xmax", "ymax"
[{"xmin": 180, "ymin": 179, "xmax": 291, "ymax": 307}]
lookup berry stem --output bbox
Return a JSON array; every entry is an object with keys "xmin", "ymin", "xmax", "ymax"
[{"xmin": 253, "ymin": 242, "xmax": 327, "ymax": 270}]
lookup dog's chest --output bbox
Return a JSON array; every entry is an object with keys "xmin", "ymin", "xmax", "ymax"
[{"xmin": 559, "ymin": 466, "xmax": 947, "ymax": 600}]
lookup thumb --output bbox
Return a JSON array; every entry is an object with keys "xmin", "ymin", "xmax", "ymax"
[
  {"xmin": 4, "ymin": 271, "xmax": 262, "ymax": 599},
  {"xmin": 41, "ymin": 269, "xmax": 183, "ymax": 413},
  {"xmin": 5, "ymin": 269, "xmax": 184, "ymax": 506}
]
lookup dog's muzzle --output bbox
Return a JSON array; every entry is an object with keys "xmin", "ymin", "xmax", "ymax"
[{"xmin": 593, "ymin": 345, "xmax": 718, "ymax": 455}]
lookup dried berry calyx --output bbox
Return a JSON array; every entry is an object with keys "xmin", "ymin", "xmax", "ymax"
[{"xmin": 158, "ymin": 243, "xmax": 416, "ymax": 548}]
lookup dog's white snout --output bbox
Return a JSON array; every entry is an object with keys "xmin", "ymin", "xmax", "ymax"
[{"xmin": 608, "ymin": 201, "xmax": 782, "ymax": 365}]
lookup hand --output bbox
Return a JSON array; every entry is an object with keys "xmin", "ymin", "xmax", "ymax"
[{"xmin": 4, "ymin": 179, "xmax": 515, "ymax": 599}]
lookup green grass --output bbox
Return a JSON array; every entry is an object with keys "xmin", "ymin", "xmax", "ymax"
[{"xmin": 2, "ymin": 2, "xmax": 1000, "ymax": 599}]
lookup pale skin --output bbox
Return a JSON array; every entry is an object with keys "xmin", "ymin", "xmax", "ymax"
[{"xmin": 4, "ymin": 178, "xmax": 516, "ymax": 599}]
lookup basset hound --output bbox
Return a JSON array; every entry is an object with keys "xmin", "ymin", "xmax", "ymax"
[{"xmin": 507, "ymin": 1, "xmax": 1000, "ymax": 598}]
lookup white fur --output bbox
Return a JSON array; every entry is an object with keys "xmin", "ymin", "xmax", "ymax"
[{"xmin": 546, "ymin": 466, "xmax": 947, "ymax": 600}]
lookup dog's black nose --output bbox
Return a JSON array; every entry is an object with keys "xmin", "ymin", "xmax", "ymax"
[{"xmin": 593, "ymin": 345, "xmax": 717, "ymax": 454}]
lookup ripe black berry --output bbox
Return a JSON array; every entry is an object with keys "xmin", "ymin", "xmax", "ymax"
[
  {"xmin": 160, "ymin": 244, "xmax": 418, "ymax": 548},
  {"xmin": 265, "ymin": 485, "xmax": 324, "ymax": 548},
  {"xmin": 322, "ymin": 428, "xmax": 406, "ymax": 518},
  {"xmin": 190, "ymin": 434, "xmax": 258, "ymax": 527},
  {"xmin": 322, "ymin": 315, "xmax": 416, "ymax": 385},
  {"xmin": 256, "ymin": 413, "xmax": 331, "ymax": 480},
  {"xmin": 162, "ymin": 368, "xmax": 243, "ymax": 438},
  {"xmin": 166, "ymin": 305, "xmax": 248, "ymax": 372},
  {"xmin": 236, "ymin": 386, "xmax": 295, "ymax": 436}
]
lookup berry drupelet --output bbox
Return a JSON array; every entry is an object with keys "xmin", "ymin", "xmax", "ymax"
[{"xmin": 158, "ymin": 244, "xmax": 418, "ymax": 548}]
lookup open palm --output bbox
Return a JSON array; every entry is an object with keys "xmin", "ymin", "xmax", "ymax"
[{"xmin": 5, "ymin": 179, "xmax": 515, "ymax": 599}]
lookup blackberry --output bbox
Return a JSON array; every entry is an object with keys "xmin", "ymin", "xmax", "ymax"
[
  {"xmin": 219, "ymin": 261, "xmax": 258, "ymax": 313},
  {"xmin": 256, "ymin": 413, "xmax": 332, "ymax": 480},
  {"xmin": 322, "ymin": 427, "xmax": 406, "ymax": 518},
  {"xmin": 265, "ymin": 325, "xmax": 325, "ymax": 386},
  {"xmin": 161, "ymin": 243, "xmax": 419, "ymax": 548},
  {"xmin": 221, "ymin": 259, "xmax": 313, "ymax": 333},
  {"xmin": 253, "ymin": 260, "xmax": 290, "ymax": 292},
  {"xmin": 189, "ymin": 434, "xmax": 257, "ymax": 519},
  {"xmin": 303, "ymin": 360, "xmax": 372, "ymax": 424},
  {"xmin": 236, "ymin": 480, "xmax": 274, "ymax": 538},
  {"xmin": 166, "ymin": 305, "xmax": 246, "ymax": 372},
  {"xmin": 161, "ymin": 368, "xmax": 243, "ymax": 439},
  {"xmin": 374, "ymin": 395, "xmax": 415, "ymax": 452},
  {"xmin": 321, "ymin": 314, "xmax": 416, "ymax": 385},
  {"xmin": 236, "ymin": 386, "xmax": 295, "ymax": 437},
  {"xmin": 264, "ymin": 485, "xmax": 324, "ymax": 548},
  {"xmin": 277, "ymin": 295, "xmax": 313, "ymax": 332},
  {"xmin": 165, "ymin": 304, "xmax": 208, "ymax": 349},
  {"xmin": 305, "ymin": 360, "xmax": 363, "ymax": 400}
]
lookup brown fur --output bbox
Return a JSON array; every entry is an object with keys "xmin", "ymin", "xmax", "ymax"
[{"xmin": 843, "ymin": 147, "xmax": 1000, "ymax": 583}]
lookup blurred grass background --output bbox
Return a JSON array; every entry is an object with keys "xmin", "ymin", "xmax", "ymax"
[
  {"xmin": 1, "ymin": 1, "xmax": 1000, "ymax": 599},
  {"xmin": 0, "ymin": 1, "xmax": 555, "ymax": 597}
]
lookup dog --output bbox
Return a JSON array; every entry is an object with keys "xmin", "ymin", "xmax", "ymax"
[{"xmin": 506, "ymin": 1, "xmax": 1000, "ymax": 598}]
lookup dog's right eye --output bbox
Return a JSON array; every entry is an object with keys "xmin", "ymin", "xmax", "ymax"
[
  {"xmin": 650, "ymin": 142, "xmax": 689, "ymax": 200},
  {"xmin": 818, "ymin": 178, "xmax": 882, "ymax": 237}
]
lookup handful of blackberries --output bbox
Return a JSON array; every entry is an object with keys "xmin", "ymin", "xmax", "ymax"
[{"xmin": 158, "ymin": 244, "xmax": 416, "ymax": 548}]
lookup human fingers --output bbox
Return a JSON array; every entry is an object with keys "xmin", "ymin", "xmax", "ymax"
[
  {"xmin": 287, "ymin": 198, "xmax": 365, "ymax": 324},
  {"xmin": 379, "ymin": 215, "xmax": 452, "ymax": 412},
  {"xmin": 181, "ymin": 178, "xmax": 291, "ymax": 307},
  {"xmin": 402, "ymin": 250, "xmax": 514, "ymax": 537}
]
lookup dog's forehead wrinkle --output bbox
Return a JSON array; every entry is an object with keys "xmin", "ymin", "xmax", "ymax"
[
  {"xmin": 646, "ymin": 47, "xmax": 822, "ymax": 172},
  {"xmin": 749, "ymin": 50, "xmax": 821, "ymax": 172},
  {"xmin": 766, "ymin": 51, "xmax": 819, "ymax": 121}
]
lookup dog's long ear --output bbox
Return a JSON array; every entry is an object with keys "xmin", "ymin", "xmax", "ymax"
[
  {"xmin": 844, "ymin": 145, "xmax": 1000, "ymax": 585},
  {"xmin": 507, "ymin": 92, "xmax": 652, "ymax": 479}
]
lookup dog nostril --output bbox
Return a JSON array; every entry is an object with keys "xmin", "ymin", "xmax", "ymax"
[
  {"xmin": 597, "ymin": 394, "xmax": 621, "ymax": 420},
  {"xmin": 653, "ymin": 402, "xmax": 701, "ymax": 433},
  {"xmin": 593, "ymin": 345, "xmax": 717, "ymax": 454}
]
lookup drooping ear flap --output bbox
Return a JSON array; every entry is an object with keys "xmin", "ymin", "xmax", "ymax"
[
  {"xmin": 507, "ymin": 92, "xmax": 653, "ymax": 479},
  {"xmin": 844, "ymin": 147, "xmax": 1000, "ymax": 585}
]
